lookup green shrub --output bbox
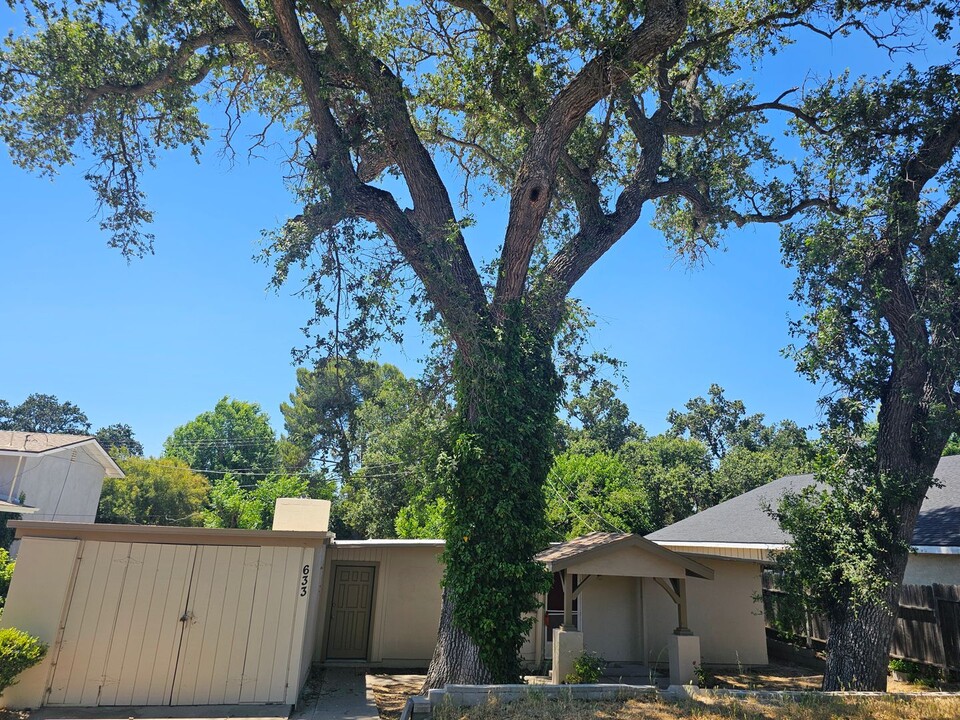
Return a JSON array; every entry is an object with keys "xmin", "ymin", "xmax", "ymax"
[
  {"xmin": 0, "ymin": 627, "xmax": 47, "ymax": 694},
  {"xmin": 693, "ymin": 663, "xmax": 716, "ymax": 688},
  {"xmin": 564, "ymin": 651, "xmax": 606, "ymax": 684},
  {"xmin": 889, "ymin": 658, "xmax": 942, "ymax": 686},
  {"xmin": 0, "ymin": 548, "xmax": 13, "ymax": 608}
]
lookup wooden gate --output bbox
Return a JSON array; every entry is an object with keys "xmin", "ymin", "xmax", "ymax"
[
  {"xmin": 45, "ymin": 540, "xmax": 311, "ymax": 706},
  {"xmin": 326, "ymin": 565, "xmax": 375, "ymax": 660}
]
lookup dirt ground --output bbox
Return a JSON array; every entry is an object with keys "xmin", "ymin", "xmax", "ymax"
[
  {"xmin": 368, "ymin": 673, "xmax": 427, "ymax": 720},
  {"xmin": 706, "ymin": 661, "xmax": 959, "ymax": 692},
  {"xmin": 367, "ymin": 663, "xmax": 959, "ymax": 720}
]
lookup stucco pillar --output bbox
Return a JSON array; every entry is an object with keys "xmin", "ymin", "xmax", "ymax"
[
  {"xmin": 668, "ymin": 632, "xmax": 701, "ymax": 686},
  {"xmin": 272, "ymin": 498, "xmax": 331, "ymax": 531},
  {"xmin": 551, "ymin": 628, "xmax": 583, "ymax": 684}
]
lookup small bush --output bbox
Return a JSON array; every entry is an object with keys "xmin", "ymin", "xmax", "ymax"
[
  {"xmin": 0, "ymin": 627, "xmax": 47, "ymax": 694},
  {"xmin": 0, "ymin": 548, "xmax": 13, "ymax": 608},
  {"xmin": 564, "ymin": 651, "xmax": 605, "ymax": 684},
  {"xmin": 889, "ymin": 658, "xmax": 942, "ymax": 686}
]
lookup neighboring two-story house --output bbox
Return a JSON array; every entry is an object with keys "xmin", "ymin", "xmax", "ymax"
[{"xmin": 0, "ymin": 431, "xmax": 123, "ymax": 523}]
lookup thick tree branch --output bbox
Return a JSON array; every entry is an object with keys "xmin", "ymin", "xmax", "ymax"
[
  {"xmin": 875, "ymin": 108, "xmax": 960, "ymax": 357},
  {"xmin": 444, "ymin": 0, "xmax": 506, "ymax": 33},
  {"xmin": 916, "ymin": 193, "xmax": 960, "ymax": 251},
  {"xmin": 663, "ymin": 90, "xmax": 829, "ymax": 137},
  {"xmin": 493, "ymin": 0, "xmax": 687, "ymax": 313},
  {"xmin": 79, "ymin": 27, "xmax": 247, "ymax": 111},
  {"xmin": 305, "ymin": 0, "xmax": 488, "ymax": 343},
  {"xmin": 729, "ymin": 198, "xmax": 842, "ymax": 226},
  {"xmin": 269, "ymin": 0, "xmax": 356, "ymax": 182}
]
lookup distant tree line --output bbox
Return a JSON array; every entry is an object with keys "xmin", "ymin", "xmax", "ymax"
[
  {"xmin": 9, "ymin": 378, "xmax": 957, "ymax": 541},
  {"xmin": 0, "ymin": 393, "xmax": 142, "ymax": 455}
]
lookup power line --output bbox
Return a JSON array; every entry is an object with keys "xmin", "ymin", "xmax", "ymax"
[{"xmin": 547, "ymin": 474, "xmax": 625, "ymax": 534}]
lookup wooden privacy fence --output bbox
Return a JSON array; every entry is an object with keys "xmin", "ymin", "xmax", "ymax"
[{"xmin": 762, "ymin": 572, "xmax": 960, "ymax": 671}]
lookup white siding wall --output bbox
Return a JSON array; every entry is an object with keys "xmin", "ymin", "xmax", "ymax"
[{"xmin": 0, "ymin": 447, "xmax": 105, "ymax": 522}]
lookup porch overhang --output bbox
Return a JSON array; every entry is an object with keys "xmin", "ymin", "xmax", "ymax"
[
  {"xmin": 536, "ymin": 533, "xmax": 714, "ymax": 684},
  {"xmin": 536, "ymin": 532, "xmax": 713, "ymax": 635},
  {"xmin": 536, "ymin": 532, "xmax": 714, "ymax": 580}
]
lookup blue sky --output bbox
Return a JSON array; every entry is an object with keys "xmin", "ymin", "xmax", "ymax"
[{"xmin": 0, "ymin": 8, "xmax": 934, "ymax": 456}]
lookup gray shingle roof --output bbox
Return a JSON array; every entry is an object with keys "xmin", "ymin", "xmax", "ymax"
[
  {"xmin": 646, "ymin": 454, "xmax": 960, "ymax": 548},
  {"xmin": 0, "ymin": 431, "xmax": 95, "ymax": 453}
]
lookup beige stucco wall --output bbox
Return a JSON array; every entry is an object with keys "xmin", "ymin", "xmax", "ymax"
[
  {"xmin": 566, "ymin": 547, "xmax": 691, "ymax": 579},
  {"xmin": 317, "ymin": 542, "xmax": 443, "ymax": 666},
  {"xmin": 0, "ymin": 447, "xmax": 105, "ymax": 523},
  {"xmin": 903, "ymin": 553, "xmax": 960, "ymax": 585},
  {"xmin": 643, "ymin": 558, "xmax": 767, "ymax": 666},
  {"xmin": 580, "ymin": 575, "xmax": 644, "ymax": 661},
  {"xmin": 0, "ymin": 537, "xmax": 81, "ymax": 709}
]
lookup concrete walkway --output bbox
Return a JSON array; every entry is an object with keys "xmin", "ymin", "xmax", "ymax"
[{"xmin": 292, "ymin": 668, "xmax": 378, "ymax": 720}]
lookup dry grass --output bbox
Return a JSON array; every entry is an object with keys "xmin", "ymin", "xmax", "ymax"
[
  {"xmin": 706, "ymin": 663, "xmax": 958, "ymax": 693},
  {"xmin": 433, "ymin": 694, "xmax": 960, "ymax": 720},
  {"xmin": 368, "ymin": 672, "xmax": 426, "ymax": 720}
]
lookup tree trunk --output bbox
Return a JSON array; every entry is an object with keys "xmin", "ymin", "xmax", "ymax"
[
  {"xmin": 820, "ymin": 361, "xmax": 948, "ymax": 690},
  {"xmin": 822, "ymin": 564, "xmax": 904, "ymax": 690},
  {"xmin": 424, "ymin": 314, "xmax": 561, "ymax": 688},
  {"xmin": 423, "ymin": 588, "xmax": 494, "ymax": 690}
]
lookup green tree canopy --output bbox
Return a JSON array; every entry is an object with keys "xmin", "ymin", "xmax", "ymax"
[
  {"xmin": 545, "ymin": 451, "xmax": 649, "ymax": 538},
  {"xmin": 563, "ymin": 379, "xmax": 645, "ymax": 454},
  {"xmin": 201, "ymin": 473, "xmax": 312, "ymax": 529},
  {"xmin": 95, "ymin": 423, "xmax": 144, "ymax": 457},
  {"xmin": 164, "ymin": 397, "xmax": 280, "ymax": 479},
  {"xmin": 667, "ymin": 384, "xmax": 769, "ymax": 461},
  {"xmin": 283, "ymin": 360, "xmax": 448, "ymax": 538},
  {"xmin": 0, "ymin": 393, "xmax": 91, "ymax": 434},
  {"xmin": 98, "ymin": 456, "xmax": 210, "ymax": 526}
]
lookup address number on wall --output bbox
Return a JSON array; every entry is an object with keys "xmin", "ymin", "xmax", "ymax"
[{"xmin": 299, "ymin": 564, "xmax": 310, "ymax": 597}]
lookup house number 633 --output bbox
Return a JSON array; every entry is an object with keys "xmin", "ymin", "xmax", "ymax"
[{"xmin": 299, "ymin": 564, "xmax": 310, "ymax": 597}]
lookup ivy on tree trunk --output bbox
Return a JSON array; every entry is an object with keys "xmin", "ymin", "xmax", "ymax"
[{"xmin": 429, "ymin": 313, "xmax": 560, "ymax": 684}]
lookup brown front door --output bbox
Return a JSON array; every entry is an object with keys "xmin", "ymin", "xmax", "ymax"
[{"xmin": 326, "ymin": 565, "xmax": 375, "ymax": 659}]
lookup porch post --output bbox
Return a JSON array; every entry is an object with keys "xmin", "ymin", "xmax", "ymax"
[
  {"xmin": 673, "ymin": 578, "xmax": 690, "ymax": 634},
  {"xmin": 552, "ymin": 570, "xmax": 583, "ymax": 683}
]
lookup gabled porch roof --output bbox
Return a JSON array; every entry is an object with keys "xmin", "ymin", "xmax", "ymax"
[{"xmin": 536, "ymin": 531, "xmax": 714, "ymax": 580}]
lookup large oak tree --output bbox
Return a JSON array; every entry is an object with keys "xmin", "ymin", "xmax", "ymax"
[
  {"xmin": 775, "ymin": 63, "xmax": 960, "ymax": 690},
  {"xmin": 2, "ymin": 0, "xmax": 848, "ymax": 685}
]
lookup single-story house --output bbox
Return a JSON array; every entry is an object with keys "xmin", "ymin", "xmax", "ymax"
[
  {"xmin": 2, "ymin": 501, "xmax": 772, "ymax": 708},
  {"xmin": 646, "ymin": 454, "xmax": 960, "ymax": 586},
  {"xmin": 314, "ymin": 531, "xmax": 765, "ymax": 683},
  {"xmin": 0, "ymin": 431, "xmax": 124, "ymax": 522}
]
